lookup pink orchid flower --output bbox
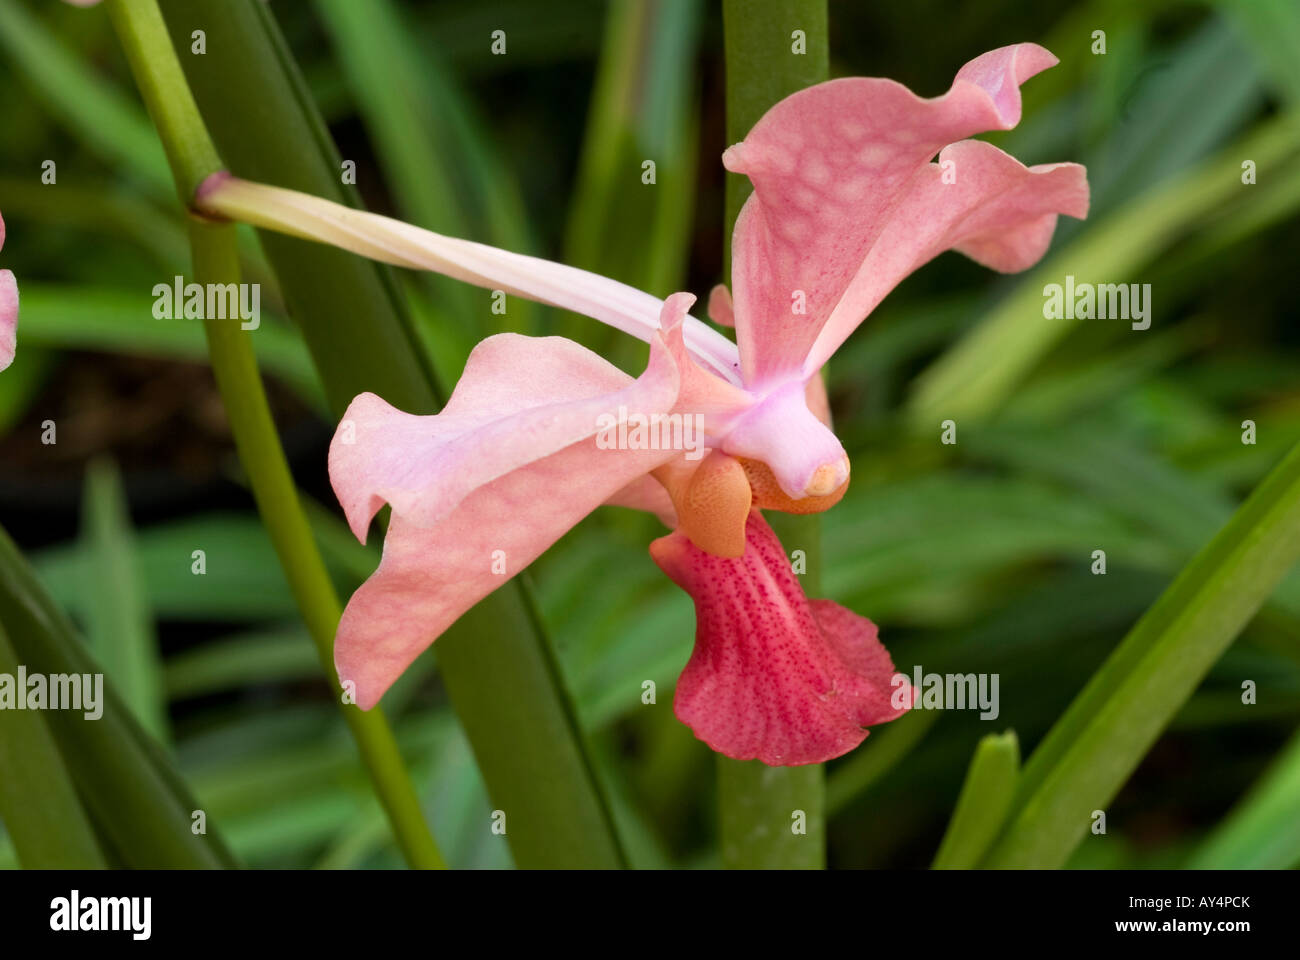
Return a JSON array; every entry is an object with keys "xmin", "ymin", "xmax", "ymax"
[
  {"xmin": 0, "ymin": 213, "xmax": 17, "ymax": 372},
  {"xmin": 200, "ymin": 43, "xmax": 1088, "ymax": 765}
]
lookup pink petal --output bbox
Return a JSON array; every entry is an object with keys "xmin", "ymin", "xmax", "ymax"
[
  {"xmin": 0, "ymin": 271, "xmax": 16, "ymax": 372},
  {"xmin": 332, "ymin": 302, "xmax": 694, "ymax": 710},
  {"xmin": 658, "ymin": 293, "xmax": 754, "ymax": 429},
  {"xmin": 651, "ymin": 510, "xmax": 911, "ymax": 765},
  {"xmin": 603, "ymin": 473, "xmax": 677, "ymax": 528},
  {"xmin": 725, "ymin": 43, "xmax": 1083, "ymax": 385},
  {"xmin": 804, "ymin": 141, "xmax": 1088, "ymax": 374},
  {"xmin": 707, "ymin": 284, "xmax": 735, "ymax": 328}
]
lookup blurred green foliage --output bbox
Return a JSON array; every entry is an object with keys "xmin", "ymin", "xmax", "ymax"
[{"xmin": 0, "ymin": 0, "xmax": 1297, "ymax": 868}]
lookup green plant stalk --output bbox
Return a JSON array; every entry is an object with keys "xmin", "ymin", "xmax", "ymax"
[
  {"xmin": 161, "ymin": 0, "xmax": 627, "ymax": 869},
  {"xmin": 0, "ymin": 619, "xmax": 107, "ymax": 869},
  {"xmin": 105, "ymin": 0, "xmax": 443, "ymax": 869},
  {"xmin": 718, "ymin": 0, "xmax": 830, "ymax": 870},
  {"xmin": 984, "ymin": 436, "xmax": 1300, "ymax": 868},
  {"xmin": 187, "ymin": 218, "xmax": 444, "ymax": 870},
  {"xmin": 104, "ymin": 0, "xmax": 222, "ymax": 202}
]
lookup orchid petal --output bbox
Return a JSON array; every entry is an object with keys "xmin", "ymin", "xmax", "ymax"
[
  {"xmin": 707, "ymin": 284, "xmax": 735, "ymax": 328},
  {"xmin": 0, "ymin": 271, "xmax": 16, "ymax": 373},
  {"xmin": 198, "ymin": 174, "xmax": 743, "ymax": 386},
  {"xmin": 331, "ymin": 311, "xmax": 688, "ymax": 710},
  {"xmin": 725, "ymin": 42, "xmax": 1077, "ymax": 384},
  {"xmin": 604, "ymin": 473, "xmax": 677, "ymax": 528},
  {"xmin": 803, "ymin": 141, "xmax": 1088, "ymax": 374},
  {"xmin": 0, "ymin": 213, "xmax": 15, "ymax": 372},
  {"xmin": 651, "ymin": 510, "xmax": 911, "ymax": 765}
]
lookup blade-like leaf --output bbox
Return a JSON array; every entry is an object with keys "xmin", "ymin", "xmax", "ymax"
[
  {"xmin": 0, "ymin": 524, "xmax": 237, "ymax": 868},
  {"xmin": 80, "ymin": 458, "xmax": 168, "ymax": 742},
  {"xmin": 0, "ymin": 620, "xmax": 107, "ymax": 869},
  {"xmin": 1187, "ymin": 726, "xmax": 1300, "ymax": 869},
  {"xmin": 932, "ymin": 731, "xmax": 1020, "ymax": 869},
  {"xmin": 983, "ymin": 437, "xmax": 1300, "ymax": 868}
]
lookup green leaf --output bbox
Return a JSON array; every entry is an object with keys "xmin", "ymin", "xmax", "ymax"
[
  {"xmin": 164, "ymin": 626, "xmax": 317, "ymax": 700},
  {"xmin": 314, "ymin": 0, "xmax": 538, "ymax": 354},
  {"xmin": 0, "ymin": 524, "xmax": 237, "ymax": 868},
  {"xmin": 1187, "ymin": 726, "xmax": 1300, "ymax": 869},
  {"xmin": 36, "ymin": 513, "xmax": 298, "ymax": 622},
  {"xmin": 0, "ymin": 620, "xmax": 107, "ymax": 869},
  {"xmin": 559, "ymin": 0, "xmax": 700, "ymax": 361},
  {"xmin": 0, "ymin": 0, "xmax": 170, "ymax": 194},
  {"xmin": 718, "ymin": 0, "xmax": 829, "ymax": 870},
  {"xmin": 932, "ymin": 731, "xmax": 1020, "ymax": 869},
  {"xmin": 1218, "ymin": 0, "xmax": 1300, "ymax": 106},
  {"xmin": 80, "ymin": 458, "xmax": 168, "ymax": 742},
  {"xmin": 18, "ymin": 284, "xmax": 323, "ymax": 408},
  {"xmin": 982, "ymin": 436, "xmax": 1300, "ymax": 868},
  {"xmin": 162, "ymin": 0, "xmax": 626, "ymax": 868}
]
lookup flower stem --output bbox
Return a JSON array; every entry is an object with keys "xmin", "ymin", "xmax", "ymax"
[
  {"xmin": 719, "ymin": 0, "xmax": 830, "ymax": 870},
  {"xmin": 103, "ymin": 0, "xmax": 221, "ymax": 202},
  {"xmin": 106, "ymin": 0, "xmax": 444, "ymax": 869}
]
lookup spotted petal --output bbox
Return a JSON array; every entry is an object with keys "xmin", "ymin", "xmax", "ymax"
[{"xmin": 651, "ymin": 510, "xmax": 911, "ymax": 765}]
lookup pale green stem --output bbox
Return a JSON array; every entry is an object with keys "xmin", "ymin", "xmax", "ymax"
[{"xmin": 105, "ymin": 0, "xmax": 444, "ymax": 869}]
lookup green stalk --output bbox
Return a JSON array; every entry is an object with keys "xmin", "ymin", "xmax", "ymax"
[
  {"xmin": 719, "ymin": 0, "xmax": 829, "ymax": 870},
  {"xmin": 188, "ymin": 219, "xmax": 444, "ymax": 870},
  {"xmin": 103, "ymin": 0, "xmax": 221, "ymax": 202},
  {"xmin": 105, "ymin": 0, "xmax": 443, "ymax": 869},
  {"xmin": 161, "ymin": 0, "xmax": 628, "ymax": 868}
]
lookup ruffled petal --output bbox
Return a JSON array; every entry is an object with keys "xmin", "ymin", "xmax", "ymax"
[
  {"xmin": 725, "ymin": 42, "xmax": 1076, "ymax": 384},
  {"xmin": 332, "ymin": 303, "xmax": 692, "ymax": 709},
  {"xmin": 650, "ymin": 510, "xmax": 911, "ymax": 765},
  {"xmin": 329, "ymin": 332, "xmax": 657, "ymax": 541},
  {"xmin": 804, "ymin": 141, "xmax": 1088, "ymax": 374}
]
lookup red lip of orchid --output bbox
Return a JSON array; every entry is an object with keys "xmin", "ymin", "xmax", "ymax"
[
  {"xmin": 259, "ymin": 42, "xmax": 1091, "ymax": 765},
  {"xmin": 652, "ymin": 510, "xmax": 912, "ymax": 766}
]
